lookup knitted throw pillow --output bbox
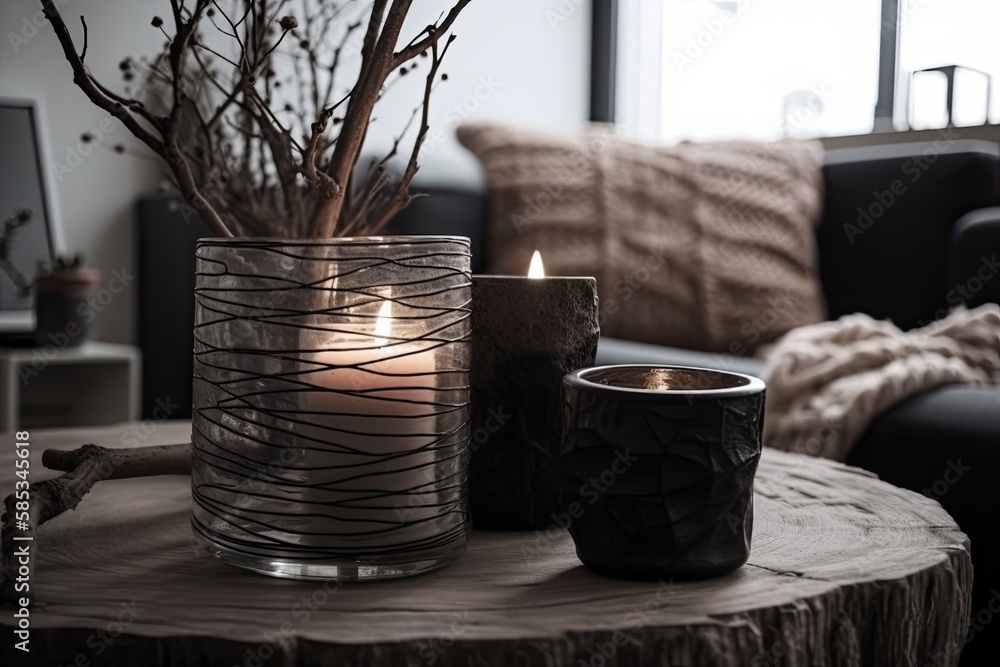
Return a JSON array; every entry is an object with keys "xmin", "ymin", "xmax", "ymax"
[{"xmin": 456, "ymin": 122, "xmax": 827, "ymax": 355}]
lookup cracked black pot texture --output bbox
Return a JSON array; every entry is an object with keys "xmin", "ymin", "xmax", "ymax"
[{"xmin": 559, "ymin": 366, "xmax": 766, "ymax": 580}]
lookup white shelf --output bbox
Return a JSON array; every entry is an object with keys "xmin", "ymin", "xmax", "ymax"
[{"xmin": 0, "ymin": 342, "xmax": 140, "ymax": 431}]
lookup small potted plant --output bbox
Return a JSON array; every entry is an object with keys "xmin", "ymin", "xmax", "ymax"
[
  {"xmin": 1, "ymin": 208, "xmax": 34, "ymax": 298},
  {"xmin": 34, "ymin": 253, "xmax": 100, "ymax": 348}
]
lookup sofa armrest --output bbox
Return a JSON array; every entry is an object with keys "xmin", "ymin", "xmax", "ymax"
[
  {"xmin": 951, "ymin": 206, "xmax": 1000, "ymax": 309},
  {"xmin": 818, "ymin": 140, "xmax": 1000, "ymax": 329},
  {"xmin": 846, "ymin": 385, "xmax": 1000, "ymax": 665}
]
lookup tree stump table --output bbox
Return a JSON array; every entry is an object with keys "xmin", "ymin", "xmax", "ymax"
[{"xmin": 1, "ymin": 422, "xmax": 972, "ymax": 666}]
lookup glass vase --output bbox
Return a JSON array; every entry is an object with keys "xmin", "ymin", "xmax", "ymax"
[{"xmin": 190, "ymin": 236, "xmax": 472, "ymax": 581}]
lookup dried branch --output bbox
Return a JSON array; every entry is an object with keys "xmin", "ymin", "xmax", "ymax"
[
  {"xmin": 1, "ymin": 443, "xmax": 192, "ymax": 603},
  {"xmin": 245, "ymin": 85, "xmax": 305, "ymax": 237},
  {"xmin": 78, "ymin": 16, "xmax": 88, "ymax": 61},
  {"xmin": 41, "ymin": 1, "xmax": 164, "ymax": 153},
  {"xmin": 40, "ymin": 0, "xmax": 471, "ymax": 240},
  {"xmin": 303, "ymin": 108, "xmax": 337, "ymax": 192},
  {"xmin": 320, "ymin": 18, "xmax": 363, "ymax": 114},
  {"xmin": 341, "ymin": 162, "xmax": 391, "ymax": 236},
  {"xmin": 313, "ymin": 0, "xmax": 409, "ymax": 237},
  {"xmin": 392, "ymin": 0, "xmax": 471, "ymax": 68},
  {"xmin": 40, "ymin": 0, "xmax": 233, "ymax": 237},
  {"xmin": 367, "ymin": 33, "xmax": 454, "ymax": 234}
]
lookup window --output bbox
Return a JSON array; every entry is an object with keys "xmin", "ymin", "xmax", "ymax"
[
  {"xmin": 614, "ymin": 0, "xmax": 1000, "ymax": 143},
  {"xmin": 897, "ymin": 0, "xmax": 1000, "ymax": 129}
]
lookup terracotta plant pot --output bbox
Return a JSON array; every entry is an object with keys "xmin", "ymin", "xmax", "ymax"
[{"xmin": 34, "ymin": 268, "xmax": 100, "ymax": 348}]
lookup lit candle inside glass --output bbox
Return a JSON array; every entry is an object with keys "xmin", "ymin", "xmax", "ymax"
[
  {"xmin": 289, "ymin": 298, "xmax": 450, "ymax": 551},
  {"xmin": 191, "ymin": 235, "xmax": 471, "ymax": 580}
]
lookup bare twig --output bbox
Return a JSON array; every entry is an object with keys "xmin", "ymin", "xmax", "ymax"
[
  {"xmin": 313, "ymin": 0, "xmax": 407, "ymax": 238},
  {"xmin": 1, "ymin": 442, "xmax": 192, "ymax": 603},
  {"xmin": 392, "ymin": 0, "xmax": 470, "ymax": 68},
  {"xmin": 367, "ymin": 33, "xmax": 454, "ymax": 234},
  {"xmin": 79, "ymin": 16, "xmax": 88, "ymax": 61},
  {"xmin": 41, "ymin": 1, "xmax": 164, "ymax": 153},
  {"xmin": 40, "ymin": 0, "xmax": 233, "ymax": 237},
  {"xmin": 40, "ymin": 0, "xmax": 470, "ymax": 240},
  {"xmin": 245, "ymin": 84, "xmax": 305, "ymax": 237}
]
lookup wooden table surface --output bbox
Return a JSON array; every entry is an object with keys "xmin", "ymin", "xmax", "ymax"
[{"xmin": 0, "ymin": 422, "xmax": 972, "ymax": 666}]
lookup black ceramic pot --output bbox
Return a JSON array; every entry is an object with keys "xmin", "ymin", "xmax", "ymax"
[{"xmin": 559, "ymin": 365, "xmax": 766, "ymax": 580}]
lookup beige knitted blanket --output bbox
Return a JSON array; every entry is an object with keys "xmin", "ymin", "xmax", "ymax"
[{"xmin": 762, "ymin": 304, "xmax": 1000, "ymax": 461}]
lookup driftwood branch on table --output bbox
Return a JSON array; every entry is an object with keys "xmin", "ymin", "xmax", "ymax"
[{"xmin": 1, "ymin": 443, "xmax": 191, "ymax": 603}]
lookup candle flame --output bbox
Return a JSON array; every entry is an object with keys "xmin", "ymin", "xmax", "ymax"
[
  {"xmin": 374, "ymin": 300, "xmax": 392, "ymax": 346},
  {"xmin": 527, "ymin": 250, "xmax": 545, "ymax": 279}
]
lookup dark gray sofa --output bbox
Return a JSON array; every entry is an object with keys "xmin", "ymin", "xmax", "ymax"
[{"xmin": 137, "ymin": 139, "xmax": 1000, "ymax": 662}]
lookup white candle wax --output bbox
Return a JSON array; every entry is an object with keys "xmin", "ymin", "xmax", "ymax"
[{"xmin": 286, "ymin": 301, "xmax": 459, "ymax": 552}]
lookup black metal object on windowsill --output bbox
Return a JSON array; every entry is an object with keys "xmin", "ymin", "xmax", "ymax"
[{"xmin": 907, "ymin": 65, "xmax": 993, "ymax": 130}]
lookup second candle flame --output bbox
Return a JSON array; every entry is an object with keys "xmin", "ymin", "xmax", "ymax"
[{"xmin": 527, "ymin": 250, "xmax": 545, "ymax": 279}]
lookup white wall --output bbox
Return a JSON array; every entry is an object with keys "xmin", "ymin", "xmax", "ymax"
[
  {"xmin": 1, "ymin": 0, "xmax": 164, "ymax": 344},
  {"xmin": 365, "ymin": 0, "xmax": 592, "ymax": 186},
  {"xmin": 0, "ymin": 0, "xmax": 590, "ymax": 343}
]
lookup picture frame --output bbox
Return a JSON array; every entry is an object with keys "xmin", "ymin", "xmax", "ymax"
[{"xmin": 0, "ymin": 94, "xmax": 62, "ymax": 337}]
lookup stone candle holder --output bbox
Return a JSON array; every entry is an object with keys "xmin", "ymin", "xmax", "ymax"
[{"xmin": 469, "ymin": 275, "xmax": 599, "ymax": 530}]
